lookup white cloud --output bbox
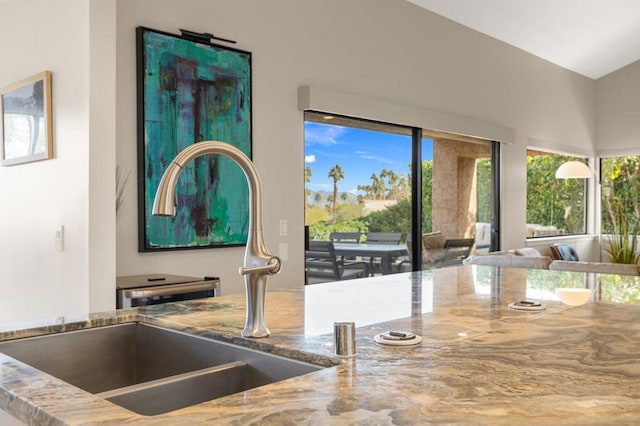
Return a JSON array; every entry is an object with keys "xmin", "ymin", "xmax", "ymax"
[
  {"xmin": 305, "ymin": 154, "xmax": 316, "ymax": 163},
  {"xmin": 305, "ymin": 123, "xmax": 346, "ymax": 145},
  {"xmin": 355, "ymin": 150, "xmax": 396, "ymax": 165}
]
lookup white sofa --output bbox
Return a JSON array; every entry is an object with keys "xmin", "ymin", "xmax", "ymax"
[
  {"xmin": 463, "ymin": 247, "xmax": 640, "ymax": 276},
  {"xmin": 463, "ymin": 248, "xmax": 552, "ymax": 269},
  {"xmin": 549, "ymin": 260, "xmax": 639, "ymax": 276}
]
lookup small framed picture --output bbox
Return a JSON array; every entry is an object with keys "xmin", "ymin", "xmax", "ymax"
[{"xmin": 0, "ymin": 71, "xmax": 53, "ymax": 166}]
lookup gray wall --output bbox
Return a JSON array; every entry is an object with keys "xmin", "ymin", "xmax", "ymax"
[
  {"xmin": 0, "ymin": 0, "xmax": 608, "ymax": 324},
  {"xmin": 596, "ymin": 59, "xmax": 640, "ymax": 156},
  {"xmin": 115, "ymin": 0, "xmax": 596, "ymax": 296},
  {"xmin": 0, "ymin": 0, "xmax": 93, "ymax": 324}
]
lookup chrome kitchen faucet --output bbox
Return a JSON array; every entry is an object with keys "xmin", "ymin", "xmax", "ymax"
[{"xmin": 152, "ymin": 141, "xmax": 281, "ymax": 338}]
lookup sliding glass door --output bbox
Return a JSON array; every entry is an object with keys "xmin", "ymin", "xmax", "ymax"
[
  {"xmin": 304, "ymin": 112, "xmax": 412, "ymax": 243},
  {"xmin": 304, "ymin": 111, "xmax": 500, "ymax": 273},
  {"xmin": 421, "ymin": 131, "xmax": 495, "ymax": 269}
]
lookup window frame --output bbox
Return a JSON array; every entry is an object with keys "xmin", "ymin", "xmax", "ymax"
[
  {"xmin": 599, "ymin": 154, "xmax": 640, "ymax": 234},
  {"xmin": 525, "ymin": 148, "xmax": 590, "ymax": 240},
  {"xmin": 304, "ymin": 111, "xmax": 501, "ymax": 269}
]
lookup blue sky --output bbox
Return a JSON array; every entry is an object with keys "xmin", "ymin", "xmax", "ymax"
[{"xmin": 304, "ymin": 121, "xmax": 433, "ymax": 195}]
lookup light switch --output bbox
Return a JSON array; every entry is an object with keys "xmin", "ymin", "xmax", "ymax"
[
  {"xmin": 55, "ymin": 225, "xmax": 64, "ymax": 251},
  {"xmin": 279, "ymin": 219, "xmax": 287, "ymax": 236}
]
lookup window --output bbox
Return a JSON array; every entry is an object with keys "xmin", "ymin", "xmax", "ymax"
[
  {"xmin": 304, "ymin": 111, "xmax": 500, "ymax": 273},
  {"xmin": 304, "ymin": 112, "xmax": 412, "ymax": 242},
  {"xmin": 423, "ymin": 131, "xmax": 495, "ymax": 260},
  {"xmin": 600, "ymin": 155, "xmax": 640, "ymax": 233},
  {"xmin": 600, "ymin": 155, "xmax": 640, "ymax": 264},
  {"xmin": 526, "ymin": 149, "xmax": 587, "ymax": 238}
]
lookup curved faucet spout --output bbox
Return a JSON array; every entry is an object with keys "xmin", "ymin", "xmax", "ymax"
[{"xmin": 152, "ymin": 141, "xmax": 280, "ymax": 337}]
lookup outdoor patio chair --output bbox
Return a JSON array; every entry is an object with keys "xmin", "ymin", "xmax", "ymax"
[
  {"xmin": 329, "ymin": 232, "xmax": 361, "ymax": 244},
  {"xmin": 329, "ymin": 232, "xmax": 361, "ymax": 262},
  {"xmin": 365, "ymin": 232, "xmax": 402, "ymax": 273},
  {"xmin": 366, "ymin": 232, "xmax": 402, "ymax": 244},
  {"xmin": 436, "ymin": 238, "xmax": 475, "ymax": 267},
  {"xmin": 391, "ymin": 237, "xmax": 413, "ymax": 273},
  {"xmin": 395, "ymin": 235, "xmax": 475, "ymax": 271},
  {"xmin": 305, "ymin": 241, "xmax": 369, "ymax": 284}
]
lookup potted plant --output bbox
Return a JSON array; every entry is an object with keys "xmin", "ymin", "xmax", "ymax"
[{"xmin": 605, "ymin": 206, "xmax": 640, "ymax": 264}]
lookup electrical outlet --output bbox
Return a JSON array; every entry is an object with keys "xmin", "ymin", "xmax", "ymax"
[
  {"xmin": 279, "ymin": 242, "xmax": 288, "ymax": 261},
  {"xmin": 279, "ymin": 219, "xmax": 287, "ymax": 236}
]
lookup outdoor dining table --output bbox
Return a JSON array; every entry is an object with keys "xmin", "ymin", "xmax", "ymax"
[{"xmin": 333, "ymin": 243, "xmax": 409, "ymax": 275}]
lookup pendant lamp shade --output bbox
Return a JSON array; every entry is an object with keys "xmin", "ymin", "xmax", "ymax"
[{"xmin": 555, "ymin": 161, "xmax": 591, "ymax": 179}]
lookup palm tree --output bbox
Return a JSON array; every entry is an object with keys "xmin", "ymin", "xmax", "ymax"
[
  {"xmin": 382, "ymin": 169, "xmax": 402, "ymax": 200},
  {"xmin": 372, "ymin": 172, "xmax": 386, "ymax": 199},
  {"xmin": 304, "ymin": 166, "xmax": 312, "ymax": 218},
  {"xmin": 328, "ymin": 164, "xmax": 344, "ymax": 216},
  {"xmin": 325, "ymin": 194, "xmax": 334, "ymax": 212}
]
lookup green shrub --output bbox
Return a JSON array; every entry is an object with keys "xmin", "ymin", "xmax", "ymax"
[{"xmin": 308, "ymin": 219, "xmax": 367, "ymax": 241}]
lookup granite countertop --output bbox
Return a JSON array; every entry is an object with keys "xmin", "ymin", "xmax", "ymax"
[{"xmin": 2, "ymin": 266, "xmax": 640, "ymax": 425}]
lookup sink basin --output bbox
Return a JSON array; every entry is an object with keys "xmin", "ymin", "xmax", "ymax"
[{"xmin": 0, "ymin": 322, "xmax": 325, "ymax": 415}]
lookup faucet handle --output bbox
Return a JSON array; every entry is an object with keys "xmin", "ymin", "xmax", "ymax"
[{"xmin": 239, "ymin": 256, "xmax": 281, "ymax": 276}]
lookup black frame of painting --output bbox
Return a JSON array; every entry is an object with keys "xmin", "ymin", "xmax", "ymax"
[{"xmin": 136, "ymin": 26, "xmax": 252, "ymax": 252}]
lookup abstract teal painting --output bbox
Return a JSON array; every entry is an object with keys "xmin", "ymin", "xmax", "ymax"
[{"xmin": 136, "ymin": 27, "xmax": 251, "ymax": 251}]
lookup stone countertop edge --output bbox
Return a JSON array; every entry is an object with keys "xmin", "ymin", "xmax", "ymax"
[{"xmin": 2, "ymin": 269, "xmax": 640, "ymax": 424}]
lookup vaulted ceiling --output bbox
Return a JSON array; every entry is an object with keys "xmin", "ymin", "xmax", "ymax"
[{"xmin": 408, "ymin": 0, "xmax": 640, "ymax": 79}]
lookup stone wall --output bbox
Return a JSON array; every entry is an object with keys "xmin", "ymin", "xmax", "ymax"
[{"xmin": 432, "ymin": 138, "xmax": 491, "ymax": 241}]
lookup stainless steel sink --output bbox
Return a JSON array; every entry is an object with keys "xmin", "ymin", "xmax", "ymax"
[{"xmin": 0, "ymin": 322, "xmax": 325, "ymax": 416}]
